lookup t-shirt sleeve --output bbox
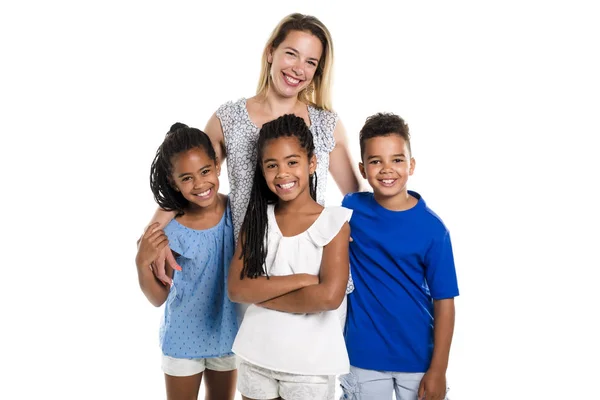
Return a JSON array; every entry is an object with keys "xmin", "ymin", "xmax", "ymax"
[
  {"xmin": 424, "ymin": 230, "xmax": 460, "ymax": 299},
  {"xmin": 341, "ymin": 192, "xmax": 358, "ymax": 210},
  {"xmin": 307, "ymin": 206, "xmax": 352, "ymax": 247}
]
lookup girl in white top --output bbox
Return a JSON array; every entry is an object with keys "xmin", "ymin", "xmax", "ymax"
[{"xmin": 228, "ymin": 114, "xmax": 351, "ymax": 400}]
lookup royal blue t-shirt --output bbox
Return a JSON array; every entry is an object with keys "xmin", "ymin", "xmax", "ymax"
[{"xmin": 343, "ymin": 191, "xmax": 459, "ymax": 372}]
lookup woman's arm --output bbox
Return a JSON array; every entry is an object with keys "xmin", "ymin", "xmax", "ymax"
[
  {"xmin": 228, "ymin": 240, "xmax": 319, "ymax": 304},
  {"xmin": 329, "ymin": 119, "xmax": 362, "ymax": 194},
  {"xmin": 135, "ymin": 223, "xmax": 173, "ymax": 307},
  {"xmin": 204, "ymin": 112, "xmax": 227, "ymax": 165},
  {"xmin": 257, "ymin": 222, "xmax": 350, "ymax": 313}
]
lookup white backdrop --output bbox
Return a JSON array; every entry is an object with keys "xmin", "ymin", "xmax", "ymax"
[{"xmin": 1, "ymin": 1, "xmax": 599, "ymax": 399}]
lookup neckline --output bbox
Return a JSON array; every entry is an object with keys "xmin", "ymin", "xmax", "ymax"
[
  {"xmin": 241, "ymin": 97, "xmax": 314, "ymax": 130},
  {"xmin": 268, "ymin": 204, "xmax": 325, "ymax": 239},
  {"xmin": 173, "ymin": 199, "xmax": 228, "ymax": 232},
  {"xmin": 370, "ymin": 191, "xmax": 423, "ymax": 215}
]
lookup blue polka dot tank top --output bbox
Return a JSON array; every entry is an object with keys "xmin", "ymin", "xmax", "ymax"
[{"xmin": 159, "ymin": 201, "xmax": 239, "ymax": 358}]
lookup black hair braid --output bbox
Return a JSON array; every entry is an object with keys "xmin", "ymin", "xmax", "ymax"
[
  {"xmin": 150, "ymin": 123, "xmax": 217, "ymax": 215},
  {"xmin": 239, "ymin": 114, "xmax": 317, "ymax": 279}
]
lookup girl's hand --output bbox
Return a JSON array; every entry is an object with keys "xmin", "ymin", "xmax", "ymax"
[
  {"xmin": 150, "ymin": 247, "xmax": 181, "ymax": 286},
  {"xmin": 418, "ymin": 369, "xmax": 446, "ymax": 400},
  {"xmin": 136, "ymin": 222, "xmax": 170, "ymax": 272}
]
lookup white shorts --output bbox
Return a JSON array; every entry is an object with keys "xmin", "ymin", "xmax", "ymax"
[
  {"xmin": 162, "ymin": 354, "xmax": 237, "ymax": 377},
  {"xmin": 237, "ymin": 360, "xmax": 335, "ymax": 400}
]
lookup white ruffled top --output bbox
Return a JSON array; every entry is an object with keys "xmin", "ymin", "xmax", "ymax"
[{"xmin": 232, "ymin": 205, "xmax": 352, "ymax": 375}]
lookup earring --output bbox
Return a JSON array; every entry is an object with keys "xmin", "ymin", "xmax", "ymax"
[{"xmin": 305, "ymin": 83, "xmax": 314, "ymax": 96}]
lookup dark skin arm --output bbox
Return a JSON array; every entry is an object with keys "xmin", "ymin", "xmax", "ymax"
[
  {"xmin": 418, "ymin": 298, "xmax": 455, "ymax": 400},
  {"xmin": 135, "ymin": 222, "xmax": 174, "ymax": 307},
  {"xmin": 257, "ymin": 222, "xmax": 350, "ymax": 313},
  {"xmin": 228, "ymin": 240, "xmax": 319, "ymax": 304}
]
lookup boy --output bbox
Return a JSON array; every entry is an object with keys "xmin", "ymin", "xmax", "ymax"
[{"xmin": 340, "ymin": 113, "xmax": 459, "ymax": 400}]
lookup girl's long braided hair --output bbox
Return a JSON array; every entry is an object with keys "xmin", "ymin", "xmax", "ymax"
[
  {"xmin": 150, "ymin": 123, "xmax": 217, "ymax": 215},
  {"xmin": 239, "ymin": 114, "xmax": 317, "ymax": 279}
]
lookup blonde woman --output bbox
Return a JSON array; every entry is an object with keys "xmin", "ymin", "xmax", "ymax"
[{"xmin": 148, "ymin": 13, "xmax": 359, "ymax": 281}]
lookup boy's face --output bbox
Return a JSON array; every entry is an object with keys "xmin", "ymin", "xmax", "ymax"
[{"xmin": 359, "ymin": 134, "xmax": 415, "ymax": 199}]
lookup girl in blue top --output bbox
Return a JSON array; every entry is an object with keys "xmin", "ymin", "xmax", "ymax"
[{"xmin": 135, "ymin": 123, "xmax": 239, "ymax": 400}]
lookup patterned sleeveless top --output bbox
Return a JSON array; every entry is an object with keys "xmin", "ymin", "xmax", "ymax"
[
  {"xmin": 159, "ymin": 202, "xmax": 238, "ymax": 358},
  {"xmin": 216, "ymin": 98, "xmax": 337, "ymax": 241}
]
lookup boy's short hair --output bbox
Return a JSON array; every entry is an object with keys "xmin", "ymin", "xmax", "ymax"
[{"xmin": 359, "ymin": 113, "xmax": 411, "ymax": 160}]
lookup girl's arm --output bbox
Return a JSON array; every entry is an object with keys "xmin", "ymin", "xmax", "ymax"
[
  {"xmin": 135, "ymin": 223, "xmax": 174, "ymax": 307},
  {"xmin": 257, "ymin": 222, "xmax": 350, "ymax": 313},
  {"xmin": 142, "ymin": 209, "xmax": 178, "ymax": 285},
  {"xmin": 329, "ymin": 119, "xmax": 362, "ymax": 194},
  {"xmin": 228, "ymin": 240, "xmax": 319, "ymax": 304}
]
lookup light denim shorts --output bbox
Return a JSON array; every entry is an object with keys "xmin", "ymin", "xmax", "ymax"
[{"xmin": 339, "ymin": 366, "xmax": 449, "ymax": 400}]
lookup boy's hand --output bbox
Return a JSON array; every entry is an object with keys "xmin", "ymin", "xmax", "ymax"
[
  {"xmin": 418, "ymin": 369, "xmax": 446, "ymax": 400},
  {"xmin": 136, "ymin": 223, "xmax": 170, "ymax": 272}
]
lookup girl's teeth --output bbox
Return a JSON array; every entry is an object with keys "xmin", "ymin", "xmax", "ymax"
[
  {"xmin": 280, "ymin": 182, "xmax": 295, "ymax": 189},
  {"xmin": 198, "ymin": 189, "xmax": 210, "ymax": 197}
]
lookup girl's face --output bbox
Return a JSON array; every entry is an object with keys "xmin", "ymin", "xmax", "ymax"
[
  {"xmin": 261, "ymin": 136, "xmax": 316, "ymax": 203},
  {"xmin": 268, "ymin": 30, "xmax": 323, "ymax": 99},
  {"xmin": 170, "ymin": 147, "xmax": 220, "ymax": 210}
]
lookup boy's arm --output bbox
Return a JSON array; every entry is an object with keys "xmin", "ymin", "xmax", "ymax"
[
  {"xmin": 257, "ymin": 222, "xmax": 350, "ymax": 313},
  {"xmin": 228, "ymin": 240, "xmax": 319, "ymax": 304},
  {"xmin": 418, "ymin": 298, "xmax": 455, "ymax": 400}
]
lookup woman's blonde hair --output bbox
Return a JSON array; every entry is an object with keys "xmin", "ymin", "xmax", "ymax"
[{"xmin": 256, "ymin": 13, "xmax": 335, "ymax": 111}]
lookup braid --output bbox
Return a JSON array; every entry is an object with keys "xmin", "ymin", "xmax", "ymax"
[
  {"xmin": 150, "ymin": 123, "xmax": 217, "ymax": 215},
  {"xmin": 239, "ymin": 114, "xmax": 317, "ymax": 279}
]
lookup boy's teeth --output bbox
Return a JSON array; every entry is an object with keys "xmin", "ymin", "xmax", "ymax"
[{"xmin": 382, "ymin": 180, "xmax": 394, "ymax": 184}]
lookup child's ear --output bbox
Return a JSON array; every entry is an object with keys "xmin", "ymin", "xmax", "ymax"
[
  {"xmin": 409, "ymin": 157, "xmax": 416, "ymax": 176},
  {"xmin": 216, "ymin": 161, "xmax": 221, "ymax": 176},
  {"xmin": 358, "ymin": 162, "xmax": 367, "ymax": 179},
  {"xmin": 309, "ymin": 154, "xmax": 317, "ymax": 175},
  {"xmin": 168, "ymin": 177, "xmax": 180, "ymax": 192}
]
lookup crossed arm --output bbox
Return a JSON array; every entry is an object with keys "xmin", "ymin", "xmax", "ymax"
[{"xmin": 253, "ymin": 222, "xmax": 350, "ymax": 313}]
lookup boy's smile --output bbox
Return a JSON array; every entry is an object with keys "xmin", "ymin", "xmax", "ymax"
[{"xmin": 360, "ymin": 135, "xmax": 416, "ymax": 210}]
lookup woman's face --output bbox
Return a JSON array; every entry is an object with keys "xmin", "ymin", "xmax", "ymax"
[{"xmin": 268, "ymin": 30, "xmax": 323, "ymax": 99}]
